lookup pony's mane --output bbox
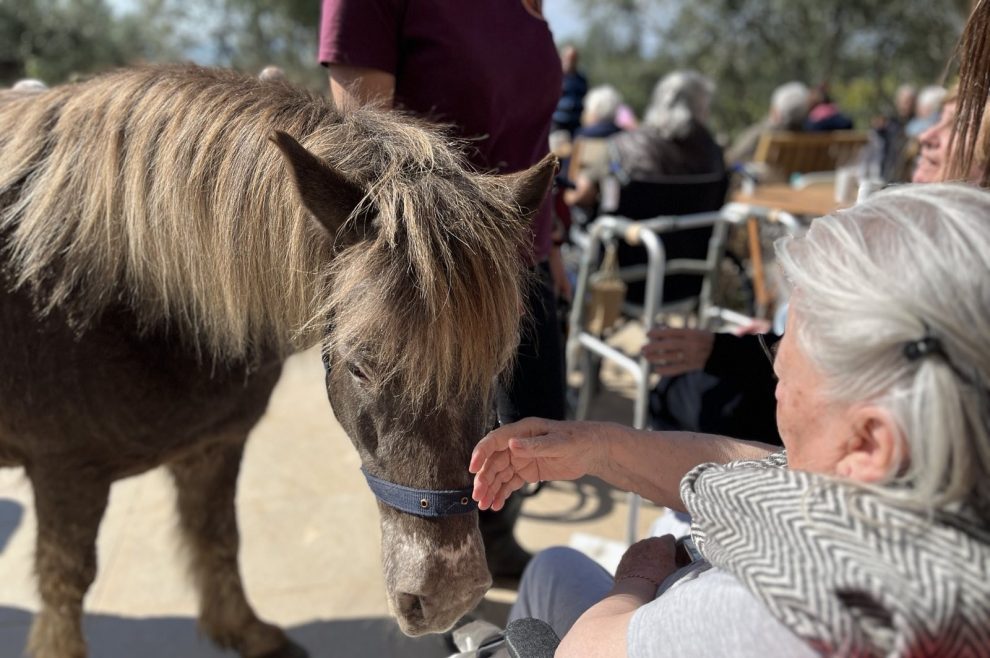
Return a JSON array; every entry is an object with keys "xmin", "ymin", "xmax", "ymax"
[{"xmin": 0, "ymin": 65, "xmax": 531, "ymax": 406}]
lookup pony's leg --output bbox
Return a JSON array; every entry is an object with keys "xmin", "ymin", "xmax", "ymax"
[
  {"xmin": 27, "ymin": 471, "xmax": 110, "ymax": 658},
  {"xmin": 168, "ymin": 438, "xmax": 307, "ymax": 658}
]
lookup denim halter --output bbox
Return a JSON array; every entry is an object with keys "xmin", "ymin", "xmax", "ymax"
[
  {"xmin": 323, "ymin": 349, "xmax": 478, "ymax": 518},
  {"xmin": 361, "ymin": 467, "xmax": 478, "ymax": 518}
]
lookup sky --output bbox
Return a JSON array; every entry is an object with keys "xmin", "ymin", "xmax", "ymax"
[{"xmin": 543, "ymin": 0, "xmax": 588, "ymax": 43}]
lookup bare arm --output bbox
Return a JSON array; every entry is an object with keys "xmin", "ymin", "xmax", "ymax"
[
  {"xmin": 562, "ymin": 175, "xmax": 598, "ymax": 207},
  {"xmin": 470, "ymin": 418, "xmax": 774, "ymax": 513},
  {"xmin": 326, "ymin": 64, "xmax": 396, "ymax": 111},
  {"xmin": 557, "ymin": 536, "xmax": 678, "ymax": 658}
]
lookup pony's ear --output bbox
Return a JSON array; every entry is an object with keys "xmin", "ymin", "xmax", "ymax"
[
  {"xmin": 505, "ymin": 153, "xmax": 559, "ymax": 222},
  {"xmin": 270, "ymin": 130, "xmax": 367, "ymax": 240}
]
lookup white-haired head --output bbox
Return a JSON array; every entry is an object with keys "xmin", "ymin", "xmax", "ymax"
[
  {"xmin": 775, "ymin": 183, "xmax": 990, "ymax": 510},
  {"xmin": 643, "ymin": 70, "xmax": 715, "ymax": 140},
  {"xmin": 258, "ymin": 65, "xmax": 287, "ymax": 82},
  {"xmin": 769, "ymin": 81, "xmax": 810, "ymax": 130},
  {"xmin": 12, "ymin": 79, "xmax": 47, "ymax": 92},
  {"xmin": 581, "ymin": 84, "xmax": 622, "ymax": 126},
  {"xmin": 916, "ymin": 85, "xmax": 947, "ymax": 119}
]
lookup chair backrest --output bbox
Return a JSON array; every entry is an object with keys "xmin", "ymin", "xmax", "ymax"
[
  {"xmin": 567, "ymin": 136, "xmax": 610, "ymax": 183},
  {"xmin": 753, "ymin": 130, "xmax": 869, "ymax": 179},
  {"xmin": 612, "ymin": 174, "xmax": 728, "ymax": 219},
  {"xmin": 609, "ymin": 174, "xmax": 729, "ymax": 305}
]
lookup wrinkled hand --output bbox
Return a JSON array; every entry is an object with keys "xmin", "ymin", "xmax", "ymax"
[
  {"xmin": 641, "ymin": 327, "xmax": 715, "ymax": 376},
  {"xmin": 469, "ymin": 418, "xmax": 607, "ymax": 512},
  {"xmin": 730, "ymin": 318, "xmax": 772, "ymax": 336},
  {"xmin": 614, "ymin": 535, "xmax": 678, "ymax": 588}
]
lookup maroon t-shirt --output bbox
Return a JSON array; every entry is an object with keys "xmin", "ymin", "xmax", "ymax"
[{"xmin": 319, "ymin": 0, "xmax": 561, "ymax": 262}]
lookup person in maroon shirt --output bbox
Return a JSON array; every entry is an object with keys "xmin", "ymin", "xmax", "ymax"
[{"xmin": 319, "ymin": 0, "xmax": 565, "ymax": 583}]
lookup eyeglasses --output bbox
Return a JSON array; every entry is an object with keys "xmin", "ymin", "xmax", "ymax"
[{"xmin": 757, "ymin": 333, "xmax": 780, "ymax": 380}]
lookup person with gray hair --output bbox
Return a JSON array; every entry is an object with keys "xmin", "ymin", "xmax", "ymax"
[
  {"xmin": 607, "ymin": 70, "xmax": 723, "ymax": 181},
  {"xmin": 564, "ymin": 70, "xmax": 723, "ymax": 204},
  {"xmin": 906, "ymin": 85, "xmax": 947, "ymax": 138},
  {"xmin": 472, "ymin": 183, "xmax": 990, "ymax": 657},
  {"xmin": 726, "ymin": 80, "xmax": 810, "ymax": 164},
  {"xmin": 576, "ymin": 84, "xmax": 623, "ymax": 138}
]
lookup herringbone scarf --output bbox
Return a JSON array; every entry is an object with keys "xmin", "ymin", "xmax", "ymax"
[{"xmin": 681, "ymin": 452, "xmax": 990, "ymax": 657}]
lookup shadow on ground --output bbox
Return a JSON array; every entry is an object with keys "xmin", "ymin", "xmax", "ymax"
[
  {"xmin": 520, "ymin": 477, "xmax": 618, "ymax": 524},
  {"xmin": 0, "ymin": 607, "xmax": 455, "ymax": 658},
  {"xmin": 0, "ymin": 499, "xmax": 23, "ymax": 553}
]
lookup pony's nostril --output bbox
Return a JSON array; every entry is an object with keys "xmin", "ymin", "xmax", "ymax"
[{"xmin": 397, "ymin": 592, "xmax": 426, "ymax": 622}]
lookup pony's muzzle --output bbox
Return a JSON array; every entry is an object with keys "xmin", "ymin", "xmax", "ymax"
[
  {"xmin": 393, "ymin": 570, "xmax": 491, "ymax": 636},
  {"xmin": 381, "ymin": 514, "xmax": 491, "ymax": 636}
]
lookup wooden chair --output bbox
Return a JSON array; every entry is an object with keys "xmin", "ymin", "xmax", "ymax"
[
  {"xmin": 566, "ymin": 136, "xmax": 610, "ymax": 183},
  {"xmin": 753, "ymin": 130, "xmax": 869, "ymax": 179}
]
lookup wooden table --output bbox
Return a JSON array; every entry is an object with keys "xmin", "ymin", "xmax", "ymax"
[
  {"xmin": 732, "ymin": 182, "xmax": 852, "ymax": 218},
  {"xmin": 732, "ymin": 183, "xmax": 853, "ymax": 316}
]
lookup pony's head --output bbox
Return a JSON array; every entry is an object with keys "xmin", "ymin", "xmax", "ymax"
[{"xmin": 273, "ymin": 121, "xmax": 555, "ymax": 635}]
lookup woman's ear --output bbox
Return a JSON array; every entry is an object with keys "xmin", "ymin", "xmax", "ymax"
[{"xmin": 836, "ymin": 406, "xmax": 906, "ymax": 483}]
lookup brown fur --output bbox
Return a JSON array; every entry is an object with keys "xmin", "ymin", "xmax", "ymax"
[
  {"xmin": 0, "ymin": 64, "xmax": 531, "ymax": 407},
  {"xmin": 0, "ymin": 65, "xmax": 555, "ymax": 656}
]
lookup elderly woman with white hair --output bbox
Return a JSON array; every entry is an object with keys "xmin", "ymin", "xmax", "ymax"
[
  {"xmin": 726, "ymin": 80, "xmax": 810, "ymax": 165},
  {"xmin": 472, "ymin": 183, "xmax": 990, "ymax": 657},
  {"xmin": 575, "ymin": 84, "xmax": 623, "ymax": 139},
  {"xmin": 609, "ymin": 70, "xmax": 724, "ymax": 181},
  {"xmin": 564, "ymin": 70, "xmax": 724, "ymax": 208}
]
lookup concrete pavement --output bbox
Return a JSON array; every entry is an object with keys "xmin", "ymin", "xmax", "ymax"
[{"xmin": 0, "ymin": 333, "xmax": 662, "ymax": 658}]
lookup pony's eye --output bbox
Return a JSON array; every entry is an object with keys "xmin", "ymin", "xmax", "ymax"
[{"xmin": 347, "ymin": 361, "xmax": 369, "ymax": 382}]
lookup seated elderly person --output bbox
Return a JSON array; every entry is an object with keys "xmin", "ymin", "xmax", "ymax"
[
  {"xmin": 575, "ymin": 84, "xmax": 624, "ymax": 139},
  {"xmin": 905, "ymin": 85, "xmax": 947, "ymax": 138},
  {"xmin": 565, "ymin": 70, "xmax": 726, "ymax": 304},
  {"xmin": 471, "ymin": 183, "xmax": 990, "ymax": 656},
  {"xmin": 561, "ymin": 84, "xmax": 624, "ymax": 189},
  {"xmin": 564, "ymin": 70, "xmax": 724, "ymax": 211},
  {"xmin": 725, "ymin": 81, "xmax": 810, "ymax": 165}
]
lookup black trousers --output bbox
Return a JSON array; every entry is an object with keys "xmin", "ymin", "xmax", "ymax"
[{"xmin": 495, "ymin": 263, "xmax": 566, "ymax": 424}]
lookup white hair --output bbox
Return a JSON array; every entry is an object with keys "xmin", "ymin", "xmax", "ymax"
[
  {"xmin": 582, "ymin": 84, "xmax": 622, "ymax": 125},
  {"xmin": 916, "ymin": 85, "xmax": 947, "ymax": 118},
  {"xmin": 12, "ymin": 79, "xmax": 47, "ymax": 92},
  {"xmin": 770, "ymin": 81, "xmax": 810, "ymax": 130},
  {"xmin": 643, "ymin": 70, "xmax": 715, "ymax": 139},
  {"xmin": 775, "ymin": 183, "xmax": 990, "ymax": 511}
]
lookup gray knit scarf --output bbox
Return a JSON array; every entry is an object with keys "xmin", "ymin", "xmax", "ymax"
[{"xmin": 681, "ymin": 452, "xmax": 990, "ymax": 657}]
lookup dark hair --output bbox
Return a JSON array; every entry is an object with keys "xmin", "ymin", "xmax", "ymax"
[{"xmin": 951, "ymin": 0, "xmax": 990, "ymax": 186}]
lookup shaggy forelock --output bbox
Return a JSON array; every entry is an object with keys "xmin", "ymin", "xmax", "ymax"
[
  {"xmin": 316, "ymin": 111, "xmax": 531, "ymax": 408},
  {"xmin": 0, "ymin": 65, "xmax": 531, "ymax": 406}
]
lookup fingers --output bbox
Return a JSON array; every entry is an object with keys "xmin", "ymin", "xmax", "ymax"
[
  {"xmin": 642, "ymin": 327, "xmax": 714, "ymax": 374},
  {"xmin": 470, "ymin": 418, "xmax": 553, "ymax": 510},
  {"xmin": 469, "ymin": 417, "xmax": 550, "ymax": 473}
]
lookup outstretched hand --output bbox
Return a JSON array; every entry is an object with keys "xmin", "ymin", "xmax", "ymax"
[{"xmin": 469, "ymin": 418, "xmax": 609, "ymax": 512}]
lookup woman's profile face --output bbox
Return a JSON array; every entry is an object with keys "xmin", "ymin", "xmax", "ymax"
[
  {"xmin": 774, "ymin": 310, "xmax": 854, "ymax": 474},
  {"xmin": 913, "ymin": 102, "xmax": 956, "ymax": 184},
  {"xmin": 913, "ymin": 101, "xmax": 986, "ymax": 184}
]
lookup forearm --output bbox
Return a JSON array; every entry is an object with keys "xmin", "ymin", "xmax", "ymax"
[
  {"xmin": 555, "ymin": 579, "xmax": 655, "ymax": 658},
  {"xmin": 327, "ymin": 64, "xmax": 395, "ymax": 111},
  {"xmin": 592, "ymin": 426, "xmax": 775, "ymax": 512}
]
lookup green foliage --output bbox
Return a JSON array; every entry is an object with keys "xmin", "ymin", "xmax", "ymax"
[
  {"xmin": 200, "ymin": 0, "xmax": 324, "ymax": 89},
  {"xmin": 569, "ymin": 0, "xmax": 970, "ymax": 136},
  {"xmin": 0, "ymin": 0, "xmax": 181, "ymax": 85}
]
